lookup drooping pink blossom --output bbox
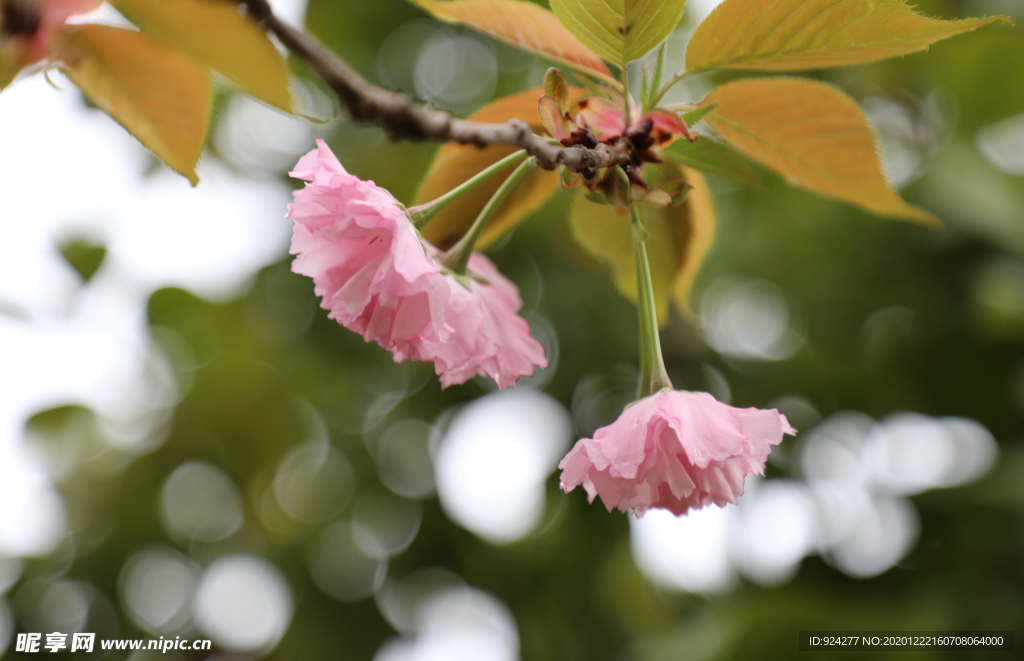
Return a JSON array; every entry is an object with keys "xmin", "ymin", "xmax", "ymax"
[
  {"xmin": 287, "ymin": 140, "xmax": 546, "ymax": 390},
  {"xmin": 287, "ymin": 139, "xmax": 450, "ymax": 362},
  {"xmin": 558, "ymin": 390, "xmax": 796, "ymax": 517},
  {"xmin": 422, "ymin": 250, "xmax": 548, "ymax": 389}
]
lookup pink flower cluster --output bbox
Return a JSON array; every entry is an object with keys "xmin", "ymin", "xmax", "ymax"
[
  {"xmin": 287, "ymin": 140, "xmax": 546, "ymax": 389},
  {"xmin": 559, "ymin": 390, "xmax": 796, "ymax": 517},
  {"xmin": 288, "ymin": 141, "xmax": 791, "ymax": 517}
]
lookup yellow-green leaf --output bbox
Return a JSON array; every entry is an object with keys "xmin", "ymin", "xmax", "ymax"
[
  {"xmin": 416, "ymin": 87, "xmax": 586, "ymax": 249},
  {"xmin": 550, "ymin": 0, "xmax": 687, "ymax": 68},
  {"xmin": 664, "ymin": 133, "xmax": 760, "ymax": 188},
  {"xmin": 544, "ymin": 67, "xmax": 571, "ymax": 113},
  {"xmin": 408, "ymin": 0, "xmax": 614, "ymax": 84},
  {"xmin": 686, "ymin": 0, "xmax": 1012, "ymax": 74},
  {"xmin": 113, "ymin": 0, "xmax": 293, "ymax": 112},
  {"xmin": 569, "ymin": 164, "xmax": 717, "ymax": 324},
  {"xmin": 1, "ymin": 58, "xmax": 16, "ymax": 91},
  {"xmin": 60, "ymin": 25, "xmax": 211, "ymax": 185},
  {"xmin": 701, "ymin": 77, "xmax": 938, "ymax": 225},
  {"xmin": 671, "ymin": 167, "xmax": 716, "ymax": 315}
]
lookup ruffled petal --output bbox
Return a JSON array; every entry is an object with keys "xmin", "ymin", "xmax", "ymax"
[
  {"xmin": 418, "ymin": 252, "xmax": 547, "ymax": 390},
  {"xmin": 557, "ymin": 390, "xmax": 797, "ymax": 517},
  {"xmin": 287, "ymin": 141, "xmax": 450, "ymax": 360}
]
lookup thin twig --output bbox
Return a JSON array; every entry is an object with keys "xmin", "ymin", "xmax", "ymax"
[{"xmin": 239, "ymin": 0, "xmax": 631, "ymax": 173}]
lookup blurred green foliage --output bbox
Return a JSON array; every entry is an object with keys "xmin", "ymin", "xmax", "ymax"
[
  {"xmin": 7, "ymin": 1, "xmax": 1024, "ymax": 660},
  {"xmin": 57, "ymin": 239, "xmax": 107, "ymax": 284}
]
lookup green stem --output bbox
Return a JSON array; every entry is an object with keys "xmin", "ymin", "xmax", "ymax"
[
  {"xmin": 406, "ymin": 150, "xmax": 529, "ymax": 230},
  {"xmin": 630, "ymin": 201, "xmax": 673, "ymax": 398},
  {"xmin": 647, "ymin": 42, "xmax": 666, "ymax": 113},
  {"xmin": 652, "ymin": 68, "xmax": 696, "ymax": 108},
  {"xmin": 621, "ymin": 64, "xmax": 633, "ymax": 127},
  {"xmin": 442, "ymin": 157, "xmax": 536, "ymax": 274}
]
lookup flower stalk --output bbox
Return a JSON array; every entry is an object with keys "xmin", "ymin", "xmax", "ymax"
[
  {"xmin": 631, "ymin": 200, "xmax": 673, "ymax": 398},
  {"xmin": 406, "ymin": 149, "xmax": 530, "ymax": 230},
  {"xmin": 442, "ymin": 156, "xmax": 537, "ymax": 275}
]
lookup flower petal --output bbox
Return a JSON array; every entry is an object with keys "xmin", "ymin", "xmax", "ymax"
[
  {"xmin": 577, "ymin": 96, "xmax": 627, "ymax": 141},
  {"xmin": 287, "ymin": 141, "xmax": 450, "ymax": 361},
  {"xmin": 558, "ymin": 389, "xmax": 795, "ymax": 516}
]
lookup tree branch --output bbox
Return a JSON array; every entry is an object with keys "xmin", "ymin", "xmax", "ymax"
[{"xmin": 239, "ymin": 0, "xmax": 630, "ymax": 173}]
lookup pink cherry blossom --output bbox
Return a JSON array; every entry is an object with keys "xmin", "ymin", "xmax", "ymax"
[
  {"xmin": 558, "ymin": 390, "xmax": 796, "ymax": 517},
  {"xmin": 288, "ymin": 139, "xmax": 450, "ymax": 362},
  {"xmin": 287, "ymin": 140, "xmax": 546, "ymax": 390},
  {"xmin": 422, "ymin": 250, "xmax": 548, "ymax": 389}
]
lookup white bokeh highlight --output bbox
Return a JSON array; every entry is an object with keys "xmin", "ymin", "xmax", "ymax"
[
  {"xmin": 215, "ymin": 95, "xmax": 315, "ymax": 178},
  {"xmin": 1, "ymin": 4, "xmax": 304, "ymax": 648},
  {"xmin": 308, "ymin": 520, "xmax": 388, "ymax": 602},
  {"xmin": 827, "ymin": 495, "xmax": 920, "ymax": 578},
  {"xmin": 274, "ymin": 440, "xmax": 356, "ymax": 525},
  {"xmin": 630, "ymin": 410, "xmax": 999, "ymax": 591},
  {"xmin": 120, "ymin": 547, "xmax": 200, "ymax": 634},
  {"xmin": 0, "ymin": 462, "xmax": 67, "ymax": 557},
  {"xmin": 435, "ymin": 389, "xmax": 572, "ymax": 544},
  {"xmin": 267, "ymin": 0, "xmax": 309, "ymax": 29},
  {"xmin": 375, "ymin": 568, "xmax": 465, "ymax": 636},
  {"xmin": 700, "ymin": 278, "xmax": 801, "ymax": 361},
  {"xmin": 630, "ymin": 507, "xmax": 736, "ymax": 594},
  {"xmin": 193, "ymin": 555, "xmax": 293, "ymax": 654},
  {"xmin": 0, "ymin": 559, "xmax": 24, "ymax": 597},
  {"xmin": 159, "ymin": 462, "xmax": 245, "ymax": 544},
  {"xmin": 728, "ymin": 479, "xmax": 818, "ymax": 585},
  {"xmin": 977, "ymin": 112, "xmax": 1024, "ymax": 175},
  {"xmin": 374, "ymin": 585, "xmax": 520, "ymax": 661},
  {"xmin": 0, "ymin": 65, "xmax": 293, "ymax": 561},
  {"xmin": 13, "ymin": 579, "xmax": 91, "ymax": 635},
  {"xmin": 352, "ymin": 489, "xmax": 423, "ymax": 560},
  {"xmin": 374, "ymin": 420, "xmax": 438, "ymax": 499},
  {"xmin": 861, "ymin": 414, "xmax": 998, "ymax": 496},
  {"xmin": 414, "ymin": 30, "xmax": 497, "ymax": 116}
]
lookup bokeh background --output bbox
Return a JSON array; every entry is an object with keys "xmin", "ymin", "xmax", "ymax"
[{"xmin": 2, "ymin": 0, "xmax": 1024, "ymax": 659}]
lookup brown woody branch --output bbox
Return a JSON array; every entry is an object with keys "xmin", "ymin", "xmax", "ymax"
[{"xmin": 239, "ymin": 0, "xmax": 630, "ymax": 173}]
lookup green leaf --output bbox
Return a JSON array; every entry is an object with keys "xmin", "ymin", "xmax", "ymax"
[
  {"xmin": 701, "ymin": 77, "xmax": 938, "ymax": 225},
  {"xmin": 408, "ymin": 0, "xmax": 615, "ymax": 83},
  {"xmin": 550, "ymin": 0, "xmax": 687, "ymax": 68},
  {"xmin": 669, "ymin": 166, "xmax": 716, "ymax": 315},
  {"xmin": 664, "ymin": 134, "xmax": 760, "ymax": 188},
  {"xmin": 1, "ymin": 57, "xmax": 17, "ymax": 90},
  {"xmin": 640, "ymin": 62, "xmax": 651, "ymax": 112},
  {"xmin": 60, "ymin": 25, "xmax": 211, "ymax": 185},
  {"xmin": 538, "ymin": 95, "xmax": 571, "ymax": 141},
  {"xmin": 643, "ymin": 41, "xmax": 665, "ymax": 112},
  {"xmin": 544, "ymin": 67, "xmax": 571, "ymax": 113},
  {"xmin": 59, "ymin": 238, "xmax": 107, "ymax": 283},
  {"xmin": 686, "ymin": 0, "xmax": 1012, "ymax": 74},
  {"xmin": 680, "ymin": 106, "xmax": 713, "ymax": 125},
  {"xmin": 112, "ymin": 0, "xmax": 293, "ymax": 112},
  {"xmin": 568, "ymin": 164, "xmax": 716, "ymax": 323}
]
